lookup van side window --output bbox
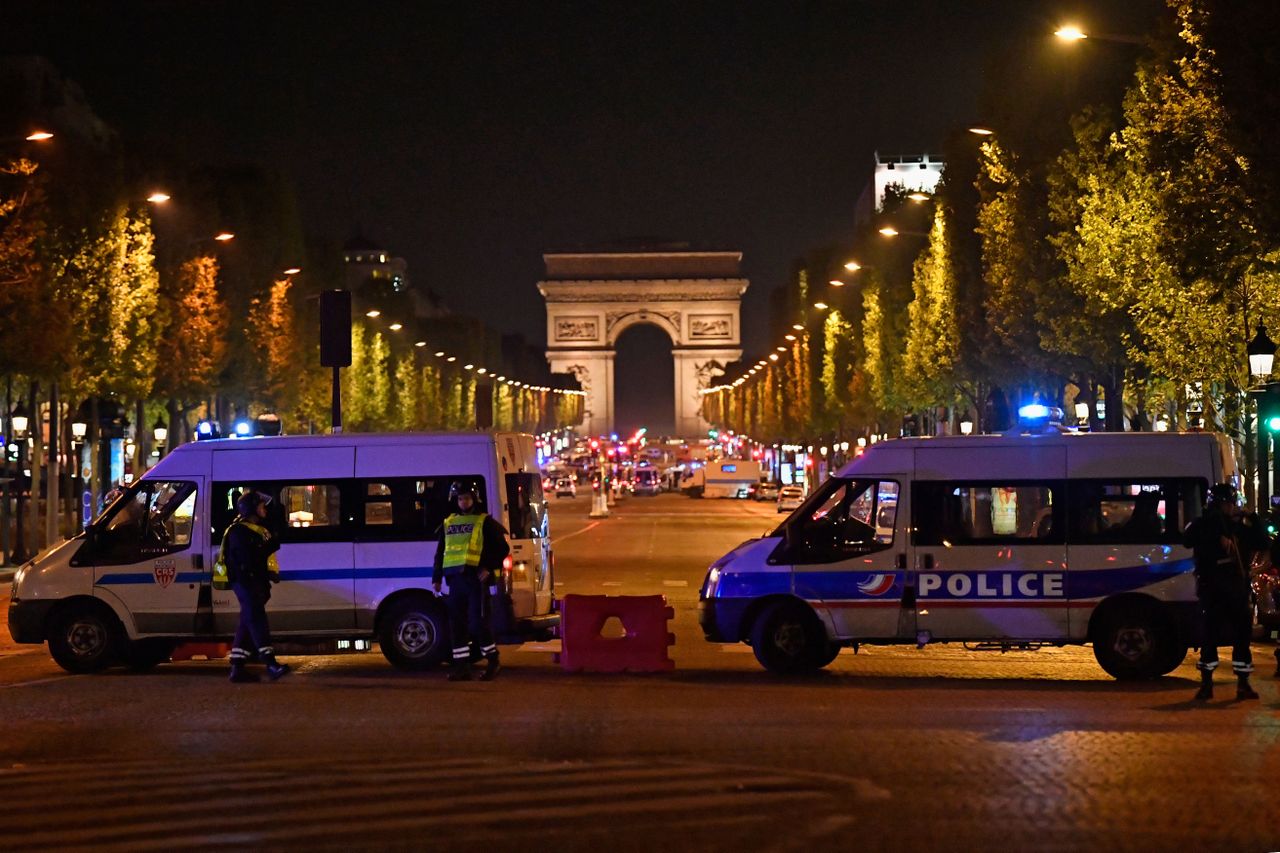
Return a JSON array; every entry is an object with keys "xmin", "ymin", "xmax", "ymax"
[
  {"xmin": 785, "ymin": 478, "xmax": 898, "ymax": 563},
  {"xmin": 1067, "ymin": 480, "xmax": 1199, "ymax": 545},
  {"xmin": 914, "ymin": 482, "xmax": 1061, "ymax": 546},
  {"xmin": 416, "ymin": 477, "xmax": 487, "ymax": 537},
  {"xmin": 212, "ymin": 482, "xmax": 345, "ymax": 544},
  {"xmin": 365, "ymin": 482, "xmax": 393, "ymax": 526}
]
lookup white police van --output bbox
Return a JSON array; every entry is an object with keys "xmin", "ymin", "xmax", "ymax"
[
  {"xmin": 699, "ymin": 426, "xmax": 1235, "ymax": 680},
  {"xmin": 8, "ymin": 432, "xmax": 558, "ymax": 673}
]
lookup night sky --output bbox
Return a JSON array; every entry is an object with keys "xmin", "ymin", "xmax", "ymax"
[{"xmin": 7, "ymin": 1, "xmax": 1157, "ymax": 358}]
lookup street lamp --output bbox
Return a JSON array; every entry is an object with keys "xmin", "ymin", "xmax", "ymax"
[
  {"xmin": 843, "ymin": 261, "xmax": 861, "ymax": 272},
  {"xmin": 213, "ymin": 232, "xmax": 235, "ymax": 242},
  {"xmin": 879, "ymin": 227, "xmax": 899, "ymax": 237},
  {"xmin": 71, "ymin": 418, "xmax": 87, "ymax": 442},
  {"xmin": 1247, "ymin": 324, "xmax": 1275, "ymax": 378},
  {"xmin": 968, "ymin": 126, "xmax": 995, "ymax": 136},
  {"xmin": 283, "ymin": 267, "xmax": 301, "ymax": 275},
  {"xmin": 960, "ymin": 414, "xmax": 974, "ymax": 435},
  {"xmin": 146, "ymin": 192, "xmax": 171, "ymax": 204},
  {"xmin": 1054, "ymin": 25, "xmax": 1088, "ymax": 41},
  {"xmin": 11, "ymin": 404, "xmax": 29, "ymax": 438},
  {"xmin": 24, "ymin": 130, "xmax": 54, "ymax": 142},
  {"xmin": 152, "ymin": 416, "xmax": 168, "ymax": 445},
  {"xmin": 1053, "ymin": 24, "xmax": 1143, "ymax": 45}
]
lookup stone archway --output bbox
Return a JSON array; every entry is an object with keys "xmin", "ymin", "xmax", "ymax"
[{"xmin": 538, "ymin": 247, "xmax": 747, "ymax": 437}]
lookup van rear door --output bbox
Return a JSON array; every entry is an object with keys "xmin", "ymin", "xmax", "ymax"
[{"xmin": 910, "ymin": 446, "xmax": 1069, "ymax": 641}]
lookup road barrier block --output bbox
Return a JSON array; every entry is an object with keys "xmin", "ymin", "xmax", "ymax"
[
  {"xmin": 557, "ymin": 594, "xmax": 675, "ymax": 672},
  {"xmin": 170, "ymin": 642, "xmax": 231, "ymax": 661}
]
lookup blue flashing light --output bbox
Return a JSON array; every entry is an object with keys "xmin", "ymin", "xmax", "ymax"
[
  {"xmin": 233, "ymin": 420, "xmax": 253, "ymax": 437},
  {"xmin": 1018, "ymin": 404, "xmax": 1051, "ymax": 420},
  {"xmin": 197, "ymin": 421, "xmax": 213, "ymax": 435}
]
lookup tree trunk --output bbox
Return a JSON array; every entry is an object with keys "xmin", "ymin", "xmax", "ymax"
[
  {"xmin": 26, "ymin": 381, "xmax": 41, "ymax": 553},
  {"xmin": 88, "ymin": 397, "xmax": 101, "ymax": 514},
  {"xmin": 46, "ymin": 381, "xmax": 59, "ymax": 545}
]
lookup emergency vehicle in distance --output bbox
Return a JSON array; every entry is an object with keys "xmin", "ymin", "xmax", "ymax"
[
  {"xmin": 8, "ymin": 432, "xmax": 558, "ymax": 673},
  {"xmin": 699, "ymin": 419, "xmax": 1236, "ymax": 680},
  {"xmin": 680, "ymin": 458, "xmax": 763, "ymax": 498}
]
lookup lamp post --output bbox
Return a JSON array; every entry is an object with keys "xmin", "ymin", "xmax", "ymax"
[{"xmin": 1247, "ymin": 323, "xmax": 1276, "ymax": 512}]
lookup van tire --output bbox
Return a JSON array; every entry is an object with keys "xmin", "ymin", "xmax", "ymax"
[
  {"xmin": 47, "ymin": 602, "xmax": 124, "ymax": 674},
  {"xmin": 1092, "ymin": 600, "xmax": 1176, "ymax": 681},
  {"xmin": 379, "ymin": 597, "xmax": 449, "ymax": 670},
  {"xmin": 123, "ymin": 639, "xmax": 176, "ymax": 671},
  {"xmin": 750, "ymin": 601, "xmax": 830, "ymax": 675}
]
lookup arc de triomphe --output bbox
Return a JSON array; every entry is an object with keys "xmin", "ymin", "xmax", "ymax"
[{"xmin": 539, "ymin": 248, "xmax": 747, "ymax": 438}]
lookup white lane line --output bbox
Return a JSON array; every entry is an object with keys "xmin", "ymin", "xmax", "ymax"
[
  {"xmin": 601, "ymin": 582, "xmax": 623, "ymax": 587},
  {"xmin": 0, "ymin": 674, "xmax": 82, "ymax": 690},
  {"xmin": 551, "ymin": 521, "xmax": 603, "ymax": 545},
  {"xmin": 663, "ymin": 580, "xmax": 689, "ymax": 587}
]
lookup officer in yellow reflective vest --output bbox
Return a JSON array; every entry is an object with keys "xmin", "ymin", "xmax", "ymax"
[
  {"xmin": 432, "ymin": 482, "xmax": 510, "ymax": 681},
  {"xmin": 217, "ymin": 491, "xmax": 289, "ymax": 684}
]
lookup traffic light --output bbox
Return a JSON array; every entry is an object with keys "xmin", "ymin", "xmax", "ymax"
[{"xmin": 1263, "ymin": 385, "xmax": 1280, "ymax": 432}]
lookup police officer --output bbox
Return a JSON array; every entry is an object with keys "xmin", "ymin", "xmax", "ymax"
[
  {"xmin": 432, "ymin": 483, "xmax": 509, "ymax": 681},
  {"xmin": 1183, "ymin": 483, "xmax": 1266, "ymax": 700},
  {"xmin": 221, "ymin": 491, "xmax": 290, "ymax": 683}
]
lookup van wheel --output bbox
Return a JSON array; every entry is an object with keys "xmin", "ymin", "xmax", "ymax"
[
  {"xmin": 1092, "ymin": 602, "xmax": 1174, "ymax": 680},
  {"xmin": 1155, "ymin": 642, "xmax": 1188, "ymax": 677},
  {"xmin": 379, "ymin": 598, "xmax": 449, "ymax": 670},
  {"xmin": 750, "ymin": 601, "xmax": 829, "ymax": 675},
  {"xmin": 123, "ymin": 639, "xmax": 176, "ymax": 671},
  {"xmin": 47, "ymin": 603, "xmax": 123, "ymax": 674}
]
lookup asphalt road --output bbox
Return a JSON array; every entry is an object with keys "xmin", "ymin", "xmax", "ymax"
[{"xmin": 2, "ymin": 492, "xmax": 1279, "ymax": 851}]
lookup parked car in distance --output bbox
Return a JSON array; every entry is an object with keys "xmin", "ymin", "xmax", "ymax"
[
  {"xmin": 755, "ymin": 482, "xmax": 780, "ymax": 501},
  {"xmin": 555, "ymin": 477, "xmax": 577, "ymax": 498},
  {"xmin": 776, "ymin": 485, "xmax": 805, "ymax": 513}
]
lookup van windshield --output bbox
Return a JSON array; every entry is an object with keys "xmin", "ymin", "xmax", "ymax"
[{"xmin": 506, "ymin": 473, "xmax": 548, "ymax": 540}]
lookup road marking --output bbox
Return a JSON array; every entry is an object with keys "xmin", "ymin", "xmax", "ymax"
[
  {"xmin": 551, "ymin": 521, "xmax": 603, "ymax": 545},
  {"xmin": 0, "ymin": 674, "xmax": 80, "ymax": 690},
  {"xmin": 601, "ymin": 581, "xmax": 623, "ymax": 587},
  {"xmin": 663, "ymin": 580, "xmax": 689, "ymax": 587}
]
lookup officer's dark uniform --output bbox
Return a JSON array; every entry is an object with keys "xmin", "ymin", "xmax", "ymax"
[
  {"xmin": 433, "ymin": 486, "xmax": 510, "ymax": 681},
  {"xmin": 223, "ymin": 492, "xmax": 289, "ymax": 683},
  {"xmin": 1183, "ymin": 484, "xmax": 1266, "ymax": 700}
]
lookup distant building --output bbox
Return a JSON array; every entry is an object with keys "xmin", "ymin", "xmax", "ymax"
[
  {"xmin": 855, "ymin": 152, "xmax": 944, "ymax": 225},
  {"xmin": 342, "ymin": 234, "xmax": 446, "ymax": 319}
]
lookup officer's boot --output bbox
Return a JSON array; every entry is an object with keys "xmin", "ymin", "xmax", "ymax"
[
  {"xmin": 229, "ymin": 660, "xmax": 260, "ymax": 684},
  {"xmin": 481, "ymin": 652, "xmax": 502, "ymax": 682},
  {"xmin": 447, "ymin": 660, "xmax": 473, "ymax": 682},
  {"xmin": 1236, "ymin": 673, "xmax": 1259, "ymax": 700},
  {"xmin": 264, "ymin": 654, "xmax": 291, "ymax": 681},
  {"xmin": 1194, "ymin": 669, "xmax": 1213, "ymax": 701}
]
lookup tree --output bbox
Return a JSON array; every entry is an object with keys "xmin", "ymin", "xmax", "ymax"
[
  {"xmin": 820, "ymin": 309, "xmax": 856, "ymax": 422},
  {"xmin": 246, "ymin": 277, "xmax": 299, "ymax": 413},
  {"xmin": 902, "ymin": 204, "xmax": 959, "ymax": 409}
]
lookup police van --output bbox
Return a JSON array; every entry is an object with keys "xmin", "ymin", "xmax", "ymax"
[
  {"xmin": 8, "ymin": 432, "xmax": 558, "ymax": 673},
  {"xmin": 699, "ymin": 426, "xmax": 1235, "ymax": 680}
]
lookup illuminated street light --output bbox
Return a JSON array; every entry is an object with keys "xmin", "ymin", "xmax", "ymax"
[
  {"xmin": 769, "ymin": 354, "xmax": 779, "ymax": 362},
  {"xmin": 813, "ymin": 301, "xmax": 828, "ymax": 310},
  {"xmin": 463, "ymin": 363, "xmax": 474, "ymax": 370},
  {"xmin": 776, "ymin": 346, "xmax": 787, "ymax": 352},
  {"xmin": 843, "ymin": 261, "xmax": 861, "ymax": 272},
  {"xmin": 152, "ymin": 417, "xmax": 168, "ymax": 444},
  {"xmin": 907, "ymin": 192, "xmax": 930, "ymax": 202},
  {"xmin": 366, "ymin": 310, "xmax": 381, "ymax": 318},
  {"xmin": 1054, "ymin": 25, "xmax": 1088, "ymax": 41},
  {"xmin": 146, "ymin": 192, "xmax": 171, "ymax": 204},
  {"xmin": 785, "ymin": 334, "xmax": 796, "ymax": 341},
  {"xmin": 828, "ymin": 279, "xmax": 844, "ymax": 287},
  {"xmin": 25, "ymin": 130, "xmax": 54, "ymax": 141},
  {"xmin": 434, "ymin": 351, "xmax": 445, "ymax": 357},
  {"xmin": 214, "ymin": 232, "xmax": 235, "ymax": 241},
  {"xmin": 446, "ymin": 356, "xmax": 457, "ymax": 363},
  {"xmin": 414, "ymin": 341, "xmax": 427, "ymax": 348},
  {"xmin": 283, "ymin": 267, "xmax": 302, "ymax": 275},
  {"xmin": 879, "ymin": 227, "xmax": 899, "ymax": 237},
  {"xmin": 968, "ymin": 126, "xmax": 995, "ymax": 136},
  {"xmin": 477, "ymin": 368, "xmax": 488, "ymax": 375},
  {"xmin": 1247, "ymin": 324, "xmax": 1276, "ymax": 378},
  {"xmin": 792, "ymin": 324, "xmax": 804, "ymax": 331},
  {"xmin": 388, "ymin": 323, "xmax": 403, "ymax": 331}
]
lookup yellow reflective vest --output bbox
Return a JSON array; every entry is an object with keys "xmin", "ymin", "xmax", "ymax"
[
  {"xmin": 441, "ymin": 513, "xmax": 487, "ymax": 575},
  {"xmin": 212, "ymin": 520, "xmax": 281, "ymax": 590}
]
